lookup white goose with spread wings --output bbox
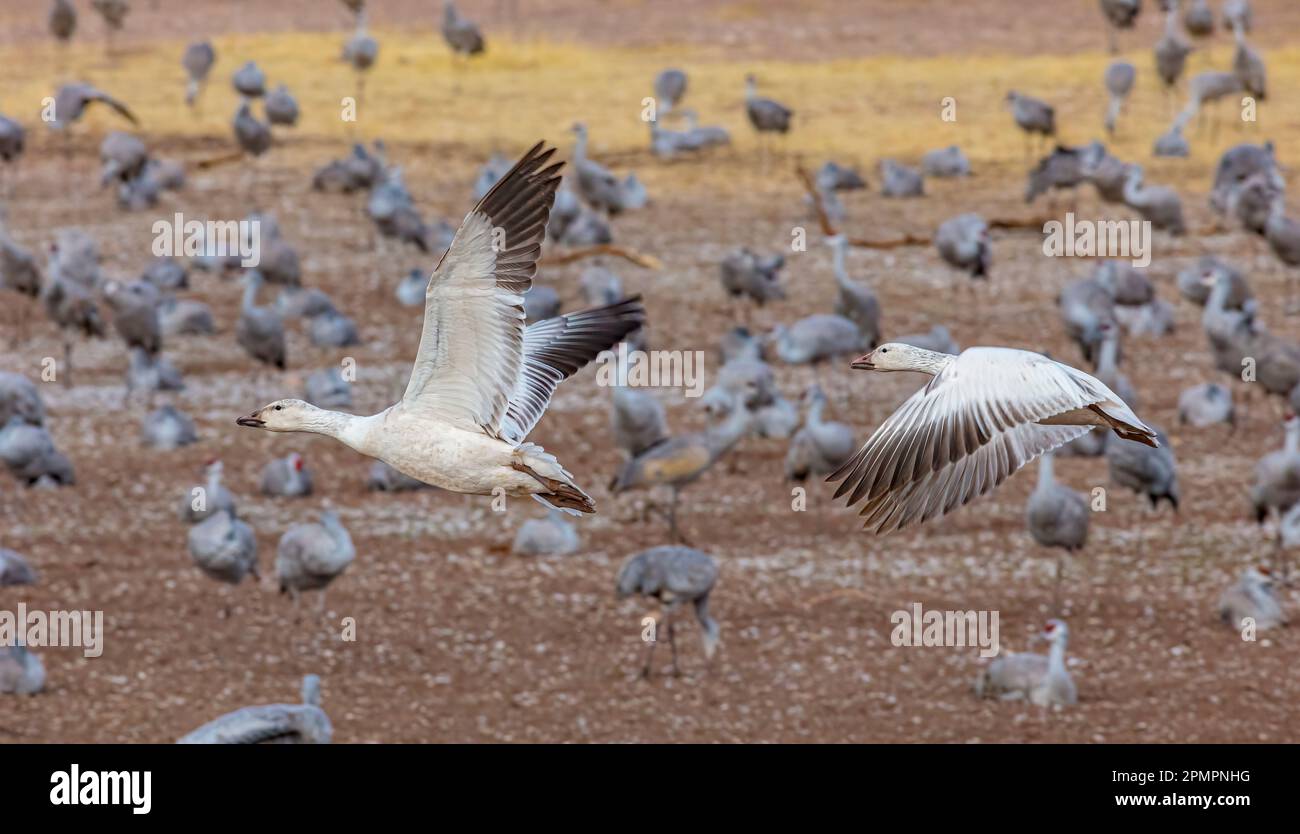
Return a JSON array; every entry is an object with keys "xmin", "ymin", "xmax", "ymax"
[
  {"xmin": 237, "ymin": 143, "xmax": 644, "ymax": 514},
  {"xmin": 829, "ymin": 343, "xmax": 1156, "ymax": 534}
]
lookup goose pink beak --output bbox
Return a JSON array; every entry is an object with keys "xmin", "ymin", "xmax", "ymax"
[
  {"xmin": 236, "ymin": 411, "xmax": 265, "ymax": 428},
  {"xmin": 851, "ymin": 351, "xmax": 875, "ymax": 370}
]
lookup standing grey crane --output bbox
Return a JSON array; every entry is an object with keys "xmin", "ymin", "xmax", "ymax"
[
  {"xmin": 98, "ymin": 130, "xmax": 147, "ymax": 187},
  {"xmin": 570, "ymin": 123, "xmax": 645, "ymax": 215},
  {"xmin": 935, "ymin": 213, "xmax": 991, "ymax": 283},
  {"xmin": 1155, "ymin": 1, "xmax": 1192, "ymax": 98},
  {"xmin": 367, "ymin": 167, "xmax": 442, "ymax": 252},
  {"xmin": 921, "ymin": 145, "xmax": 970, "ymax": 178},
  {"xmin": 828, "ymin": 235, "xmax": 882, "ymax": 346},
  {"xmin": 1183, "ymin": 0, "xmax": 1214, "ymax": 36},
  {"xmin": 236, "ymin": 272, "xmax": 286, "ymax": 370},
  {"xmin": 309, "ymin": 309, "xmax": 360, "ymax": 348},
  {"xmin": 314, "ymin": 141, "xmax": 386, "ymax": 193},
  {"xmin": 1178, "ymin": 382, "xmax": 1235, "ymax": 427},
  {"xmin": 511, "ymin": 509, "xmax": 580, "ymax": 556},
  {"xmin": 1182, "ymin": 71, "xmax": 1244, "ymax": 136},
  {"xmin": 719, "ymin": 247, "xmax": 785, "ymax": 313},
  {"xmin": 41, "ymin": 272, "xmax": 105, "ymax": 387},
  {"xmin": 232, "ymin": 61, "xmax": 266, "ymax": 98},
  {"xmin": 1123, "ymin": 165, "xmax": 1186, "ymax": 234},
  {"xmin": 265, "ymin": 84, "xmax": 299, "ymax": 127},
  {"xmin": 187, "ymin": 509, "xmax": 258, "ymax": 585},
  {"xmin": 1251, "ymin": 414, "xmax": 1300, "ymax": 578},
  {"xmin": 49, "ymin": 0, "xmax": 76, "ymax": 43},
  {"xmin": 0, "ymin": 643, "xmax": 45, "ymax": 695},
  {"xmin": 0, "ymin": 417, "xmax": 73, "ymax": 486},
  {"xmin": 616, "ymin": 546, "xmax": 719, "ymax": 678},
  {"xmin": 48, "ymin": 82, "xmax": 138, "ymax": 149},
  {"xmin": 141, "ymin": 404, "xmax": 197, "ymax": 449},
  {"xmin": 770, "ymin": 314, "xmax": 865, "ymax": 365},
  {"xmin": 276, "ymin": 510, "xmax": 355, "ymax": 609},
  {"xmin": 126, "ymin": 347, "xmax": 183, "ymax": 400},
  {"xmin": 784, "ymin": 384, "xmax": 855, "ymax": 481},
  {"xmin": 0, "ymin": 548, "xmax": 37, "ymax": 586},
  {"xmin": 1103, "ymin": 60, "xmax": 1136, "ymax": 135},
  {"xmin": 1153, "ymin": 115, "xmax": 1191, "ymax": 157},
  {"xmin": 1099, "ymin": 0, "xmax": 1142, "ymax": 54},
  {"xmin": 102, "ymin": 279, "xmax": 161, "ymax": 355},
  {"xmin": 1107, "ymin": 424, "xmax": 1179, "ymax": 537},
  {"xmin": 261, "ymin": 451, "xmax": 313, "ymax": 498},
  {"xmin": 179, "ymin": 459, "xmax": 237, "ymax": 524},
  {"xmin": 611, "ymin": 385, "xmax": 669, "ymax": 461},
  {"xmin": 1080, "ymin": 140, "xmax": 1130, "ymax": 205},
  {"xmin": 90, "ymin": 0, "xmax": 129, "ymax": 57},
  {"xmin": 303, "ymin": 367, "xmax": 353, "ymax": 409},
  {"xmin": 232, "ymin": 100, "xmax": 272, "ymax": 196},
  {"xmin": 1006, "ymin": 91, "xmax": 1055, "ymax": 157},
  {"xmin": 0, "ymin": 228, "xmax": 40, "ymax": 343},
  {"xmin": 974, "ymin": 619, "xmax": 1076, "ymax": 707},
  {"xmin": 1231, "ymin": 20, "xmax": 1267, "ymax": 102},
  {"xmin": 1219, "ymin": 566, "xmax": 1285, "ymax": 630},
  {"xmin": 442, "ymin": 0, "xmax": 485, "ymax": 59},
  {"xmin": 612, "ymin": 393, "xmax": 752, "ymax": 542},
  {"xmin": 1264, "ymin": 194, "xmax": 1300, "ymax": 313},
  {"xmin": 342, "ymin": 20, "xmax": 379, "ymax": 110},
  {"xmin": 879, "ymin": 159, "xmax": 924, "ymax": 197},
  {"xmin": 178, "ymin": 675, "xmax": 332, "ymax": 744},
  {"xmin": 160, "ymin": 296, "xmax": 214, "ymax": 337},
  {"xmin": 653, "ymin": 68, "xmax": 688, "ymax": 116},
  {"xmin": 744, "ymin": 74, "xmax": 792, "ymax": 164},
  {"xmin": 1211, "ymin": 141, "xmax": 1279, "ymax": 216},
  {"xmin": 182, "ymin": 41, "xmax": 215, "ymax": 108},
  {"xmin": 1178, "ymin": 256, "xmax": 1252, "ymax": 308},
  {"xmin": 1025, "ymin": 144, "xmax": 1088, "ymax": 206},
  {"xmin": 1026, "ymin": 452, "xmax": 1089, "ymax": 611},
  {"xmin": 1223, "ymin": 0, "xmax": 1252, "ymax": 33},
  {"xmin": 0, "ymin": 371, "xmax": 44, "ymax": 425}
]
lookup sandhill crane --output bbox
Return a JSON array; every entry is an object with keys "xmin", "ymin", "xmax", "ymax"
[
  {"xmin": 616, "ymin": 546, "xmax": 719, "ymax": 678},
  {"xmin": 1226, "ymin": 170, "xmax": 1279, "ymax": 236},
  {"xmin": 1155, "ymin": 1, "xmax": 1192, "ymax": 97},
  {"xmin": 1153, "ymin": 116, "xmax": 1190, "ymax": 157},
  {"xmin": 1265, "ymin": 194, "xmax": 1300, "ymax": 313},
  {"xmin": 1251, "ymin": 414, "xmax": 1300, "ymax": 577},
  {"xmin": 367, "ymin": 460, "xmax": 431, "ymax": 491},
  {"xmin": 719, "ymin": 247, "xmax": 785, "ymax": 313},
  {"xmin": 0, "ymin": 548, "xmax": 37, "ymax": 586},
  {"xmin": 309, "ymin": 310, "xmax": 360, "ymax": 348},
  {"xmin": 179, "ymin": 459, "xmax": 237, "ymax": 524},
  {"xmin": 879, "ymin": 159, "xmax": 923, "ymax": 198},
  {"xmin": 187, "ymin": 509, "xmax": 258, "ymax": 586},
  {"xmin": 236, "ymin": 272, "xmax": 286, "ymax": 369},
  {"xmin": 1103, "ymin": 61, "xmax": 1136, "ymax": 135},
  {"xmin": 49, "ymin": 0, "xmax": 76, "ymax": 48},
  {"xmin": 179, "ymin": 675, "xmax": 332, "ymax": 744},
  {"xmin": 102, "ymin": 278, "xmax": 161, "ymax": 355},
  {"xmin": 612, "ymin": 393, "xmax": 752, "ymax": 542},
  {"xmin": 744, "ymin": 74, "xmax": 792, "ymax": 165},
  {"xmin": 141, "ymin": 404, "xmax": 197, "ymax": 449},
  {"xmin": 342, "ymin": 20, "xmax": 379, "ymax": 109},
  {"xmin": 261, "ymin": 452, "xmax": 313, "ymax": 498},
  {"xmin": 232, "ymin": 61, "xmax": 266, "ymax": 98},
  {"xmin": 1006, "ymin": 91, "xmax": 1055, "ymax": 157},
  {"xmin": 1, "ymin": 417, "xmax": 73, "ymax": 486},
  {"xmin": 339, "ymin": 0, "xmax": 365, "ymax": 16},
  {"xmin": 817, "ymin": 160, "xmax": 867, "ymax": 191},
  {"xmin": 935, "ymin": 213, "xmax": 990, "ymax": 283},
  {"xmin": 1219, "ymin": 566, "xmax": 1285, "ymax": 630},
  {"xmin": 1231, "ymin": 21, "xmax": 1267, "ymax": 102},
  {"xmin": 1223, "ymin": 0, "xmax": 1252, "ymax": 34},
  {"xmin": 0, "ymin": 643, "xmax": 45, "ymax": 695},
  {"xmin": 771, "ymin": 314, "xmax": 866, "ymax": 366},
  {"xmin": 42, "ymin": 273, "xmax": 104, "ymax": 387},
  {"xmin": 1079, "ymin": 140, "xmax": 1129, "ymax": 204},
  {"xmin": 896, "ymin": 325, "xmax": 959, "ymax": 355},
  {"xmin": 1107, "ymin": 424, "xmax": 1178, "ymax": 525},
  {"xmin": 160, "ymin": 296, "xmax": 214, "ymax": 337},
  {"xmin": 828, "ymin": 235, "xmax": 882, "ymax": 345},
  {"xmin": 276, "ymin": 510, "xmax": 355, "ymax": 609},
  {"xmin": 512, "ymin": 509, "xmax": 580, "ymax": 556},
  {"xmin": 182, "ymin": 41, "xmax": 215, "ymax": 109},
  {"xmin": 90, "ymin": 0, "xmax": 129, "ymax": 57},
  {"xmin": 265, "ymin": 85, "xmax": 299, "ymax": 127},
  {"xmin": 442, "ymin": 0, "xmax": 485, "ymax": 59},
  {"xmin": 1123, "ymin": 165, "xmax": 1186, "ymax": 234},
  {"xmin": 126, "ymin": 347, "xmax": 183, "ymax": 401},
  {"xmin": 314, "ymin": 142, "xmax": 386, "ymax": 194},
  {"xmin": 922, "ymin": 145, "xmax": 970, "ymax": 178},
  {"xmin": 546, "ymin": 185, "xmax": 611, "ymax": 246},
  {"xmin": 571, "ymin": 123, "xmax": 645, "ymax": 215},
  {"xmin": 48, "ymin": 83, "xmax": 137, "ymax": 155},
  {"xmin": 391, "ymin": 267, "xmax": 422, "ymax": 306},
  {"xmin": 1178, "ymin": 383, "xmax": 1235, "ymax": 427},
  {"xmin": 0, "ymin": 229, "xmax": 40, "ymax": 343},
  {"xmin": 699, "ymin": 355, "xmax": 798, "ymax": 439},
  {"xmin": 1184, "ymin": 0, "xmax": 1214, "ymax": 36},
  {"xmin": 784, "ymin": 385, "xmax": 855, "ymax": 481},
  {"xmin": 233, "ymin": 101, "xmax": 271, "ymax": 196},
  {"xmin": 1025, "ymin": 144, "xmax": 1087, "ymax": 207},
  {"xmin": 611, "ymin": 385, "xmax": 669, "ymax": 461},
  {"xmin": 1099, "ymin": 0, "xmax": 1141, "ymax": 53},
  {"xmin": 0, "ymin": 372, "xmax": 44, "ymax": 425},
  {"xmin": 830, "ymin": 344, "xmax": 1156, "ymax": 535},
  {"xmin": 1178, "ymin": 256, "xmax": 1252, "ymax": 308},
  {"xmin": 1026, "ymin": 452, "xmax": 1089, "ymax": 610},
  {"xmin": 303, "ymin": 367, "xmax": 352, "ymax": 409},
  {"xmin": 678, "ymin": 109, "xmax": 731, "ymax": 151},
  {"xmin": 653, "ymin": 68, "xmax": 687, "ymax": 116},
  {"xmin": 1182, "ymin": 71, "xmax": 1244, "ymax": 136},
  {"xmin": 974, "ymin": 619, "xmax": 1076, "ymax": 706},
  {"xmin": 367, "ymin": 167, "xmax": 438, "ymax": 252},
  {"xmin": 0, "ymin": 113, "xmax": 24, "ymax": 196},
  {"xmin": 1211, "ymin": 142, "xmax": 1279, "ymax": 216}
]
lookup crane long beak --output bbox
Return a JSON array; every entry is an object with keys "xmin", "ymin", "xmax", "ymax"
[{"xmin": 851, "ymin": 352, "xmax": 875, "ymax": 371}]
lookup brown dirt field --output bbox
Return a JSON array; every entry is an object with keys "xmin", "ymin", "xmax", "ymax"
[{"xmin": 2, "ymin": 0, "xmax": 1299, "ymax": 743}]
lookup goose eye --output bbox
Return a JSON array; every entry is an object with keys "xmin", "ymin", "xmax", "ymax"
[{"xmin": 274, "ymin": 405, "xmax": 283, "ymax": 411}]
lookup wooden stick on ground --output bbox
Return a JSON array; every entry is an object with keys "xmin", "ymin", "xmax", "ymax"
[
  {"xmin": 540, "ymin": 243, "xmax": 662, "ymax": 270},
  {"xmin": 796, "ymin": 163, "xmax": 934, "ymax": 249}
]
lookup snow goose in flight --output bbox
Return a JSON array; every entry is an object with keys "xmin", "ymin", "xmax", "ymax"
[
  {"xmin": 237, "ymin": 143, "xmax": 644, "ymax": 515},
  {"xmin": 829, "ymin": 343, "xmax": 1156, "ymax": 534}
]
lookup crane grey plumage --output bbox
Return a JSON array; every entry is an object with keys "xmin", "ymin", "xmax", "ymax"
[
  {"xmin": 233, "ymin": 101, "xmax": 271, "ymax": 157},
  {"xmin": 921, "ymin": 145, "xmax": 970, "ymax": 178},
  {"xmin": 771, "ymin": 314, "xmax": 864, "ymax": 365},
  {"xmin": 1099, "ymin": 0, "xmax": 1142, "ymax": 53},
  {"xmin": 512, "ymin": 509, "xmax": 580, "ymax": 556},
  {"xmin": 1103, "ymin": 60, "xmax": 1136, "ymax": 135},
  {"xmin": 236, "ymin": 272, "xmax": 286, "ymax": 369},
  {"xmin": 895, "ymin": 325, "xmax": 959, "ymax": 355},
  {"xmin": 1183, "ymin": 0, "xmax": 1214, "ymax": 37},
  {"xmin": 179, "ymin": 459, "xmax": 237, "ymax": 524},
  {"xmin": 309, "ymin": 310, "xmax": 360, "ymax": 348},
  {"xmin": 0, "ymin": 548, "xmax": 37, "ymax": 586},
  {"xmin": 1223, "ymin": 0, "xmax": 1251, "ymax": 32},
  {"xmin": 784, "ymin": 384, "xmax": 855, "ymax": 481},
  {"xmin": 232, "ymin": 61, "xmax": 266, "ymax": 98},
  {"xmin": 1210, "ymin": 142, "xmax": 1279, "ymax": 217},
  {"xmin": 744, "ymin": 74, "xmax": 792, "ymax": 135},
  {"xmin": 654, "ymin": 68, "xmax": 688, "ymax": 114},
  {"xmin": 974, "ymin": 619, "xmax": 1076, "ymax": 706},
  {"xmin": 828, "ymin": 235, "xmax": 882, "ymax": 344},
  {"xmin": 102, "ymin": 279, "xmax": 162, "ymax": 355},
  {"xmin": 141, "ymin": 404, "xmax": 197, "ymax": 450},
  {"xmin": 1178, "ymin": 383, "xmax": 1235, "ymax": 428},
  {"xmin": 616, "ymin": 546, "xmax": 720, "ymax": 677},
  {"xmin": 303, "ymin": 367, "xmax": 353, "ymax": 410},
  {"xmin": 0, "ymin": 642, "xmax": 45, "ymax": 695},
  {"xmin": 314, "ymin": 142, "xmax": 386, "ymax": 193},
  {"xmin": 99, "ymin": 129, "xmax": 148, "ymax": 183},
  {"xmin": 720, "ymin": 247, "xmax": 785, "ymax": 307},
  {"xmin": 879, "ymin": 159, "xmax": 923, "ymax": 197},
  {"xmin": 276, "ymin": 510, "xmax": 355, "ymax": 606},
  {"xmin": 0, "ymin": 417, "xmax": 73, "ymax": 486},
  {"xmin": 1079, "ymin": 140, "xmax": 1129, "ymax": 204},
  {"xmin": 1231, "ymin": 21, "xmax": 1266, "ymax": 101},
  {"xmin": 48, "ymin": 82, "xmax": 138, "ymax": 130},
  {"xmin": 1006, "ymin": 91, "xmax": 1055, "ymax": 155},
  {"xmin": 1025, "ymin": 144, "xmax": 1087, "ymax": 204},
  {"xmin": 1026, "ymin": 452, "xmax": 1089, "ymax": 608},
  {"xmin": 441, "ymin": 0, "xmax": 485, "ymax": 57},
  {"xmin": 261, "ymin": 451, "xmax": 313, "ymax": 498},
  {"xmin": 1107, "ymin": 425, "xmax": 1178, "ymax": 510},
  {"xmin": 611, "ymin": 385, "xmax": 669, "ymax": 460},
  {"xmin": 265, "ymin": 85, "xmax": 300, "ymax": 127},
  {"xmin": 935, "ymin": 213, "xmax": 991, "ymax": 280},
  {"xmin": 126, "ymin": 347, "xmax": 184, "ymax": 398},
  {"xmin": 0, "ymin": 372, "xmax": 44, "ymax": 426},
  {"xmin": 1178, "ymin": 256, "xmax": 1252, "ymax": 308},
  {"xmin": 160, "ymin": 296, "xmax": 215, "ymax": 337},
  {"xmin": 1155, "ymin": 2, "xmax": 1191, "ymax": 91},
  {"xmin": 1219, "ymin": 567, "xmax": 1285, "ymax": 630},
  {"xmin": 178, "ymin": 675, "xmax": 332, "ymax": 744},
  {"xmin": 49, "ymin": 0, "xmax": 76, "ymax": 42},
  {"xmin": 367, "ymin": 460, "xmax": 431, "ymax": 492},
  {"xmin": 1123, "ymin": 165, "xmax": 1185, "ymax": 234},
  {"xmin": 187, "ymin": 509, "xmax": 258, "ymax": 584},
  {"xmin": 182, "ymin": 41, "xmax": 216, "ymax": 107}
]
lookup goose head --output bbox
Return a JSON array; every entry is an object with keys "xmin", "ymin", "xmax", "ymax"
[
  {"xmin": 237, "ymin": 398, "xmax": 323, "ymax": 432},
  {"xmin": 852, "ymin": 342, "xmax": 945, "ymax": 374}
]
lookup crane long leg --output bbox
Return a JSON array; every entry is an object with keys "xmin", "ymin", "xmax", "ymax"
[
  {"xmin": 62, "ymin": 338, "xmax": 74, "ymax": 388},
  {"xmin": 1053, "ymin": 552, "xmax": 1066, "ymax": 616},
  {"xmin": 666, "ymin": 603, "xmax": 681, "ymax": 677}
]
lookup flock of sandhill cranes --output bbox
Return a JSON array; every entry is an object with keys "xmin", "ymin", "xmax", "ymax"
[{"xmin": 2, "ymin": 0, "xmax": 1299, "ymax": 728}]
